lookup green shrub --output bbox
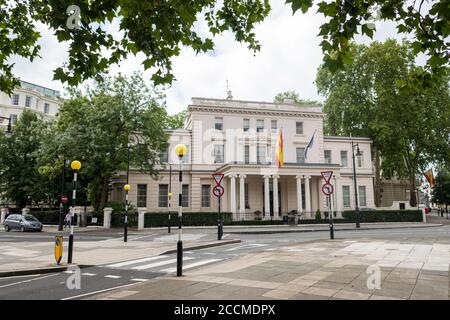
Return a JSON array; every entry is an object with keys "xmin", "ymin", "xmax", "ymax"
[
  {"xmin": 315, "ymin": 210, "xmax": 321, "ymax": 221},
  {"xmin": 341, "ymin": 210, "xmax": 422, "ymax": 222},
  {"xmin": 143, "ymin": 212, "xmax": 232, "ymax": 228}
]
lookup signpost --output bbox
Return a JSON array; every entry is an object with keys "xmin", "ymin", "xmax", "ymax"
[
  {"xmin": 212, "ymin": 173, "xmax": 224, "ymax": 240},
  {"xmin": 55, "ymin": 235, "xmax": 63, "ymax": 264},
  {"xmin": 321, "ymin": 171, "xmax": 334, "ymax": 240}
]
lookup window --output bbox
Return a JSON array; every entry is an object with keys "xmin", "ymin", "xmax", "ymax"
[
  {"xmin": 243, "ymin": 119, "xmax": 250, "ymax": 132},
  {"xmin": 244, "ymin": 145, "xmax": 250, "ymax": 164},
  {"xmin": 359, "ymin": 186, "xmax": 367, "ymax": 207},
  {"xmin": 358, "ymin": 151, "xmax": 364, "ymax": 167},
  {"xmin": 341, "ymin": 150, "xmax": 348, "ymax": 167},
  {"xmin": 342, "ymin": 186, "xmax": 350, "ymax": 207},
  {"xmin": 245, "ymin": 183, "xmax": 249, "ymax": 208},
  {"xmin": 271, "ymin": 120, "xmax": 277, "ymax": 132},
  {"xmin": 159, "ymin": 148, "xmax": 168, "ymax": 163},
  {"xmin": 296, "ymin": 122, "xmax": 303, "ymax": 134},
  {"xmin": 215, "ymin": 117, "xmax": 223, "ymax": 131},
  {"xmin": 201, "ymin": 185, "xmax": 210, "ymax": 207},
  {"xmin": 296, "ymin": 147, "xmax": 305, "ymax": 164},
  {"xmin": 25, "ymin": 96, "xmax": 32, "ymax": 107},
  {"xmin": 137, "ymin": 184, "xmax": 147, "ymax": 207},
  {"xmin": 214, "ymin": 144, "xmax": 224, "ymax": 163},
  {"xmin": 324, "ymin": 150, "xmax": 332, "ymax": 164},
  {"xmin": 256, "ymin": 120, "xmax": 264, "ymax": 133},
  {"xmin": 182, "ymin": 184, "xmax": 189, "ymax": 207},
  {"xmin": 158, "ymin": 184, "xmax": 168, "ymax": 207},
  {"xmin": 44, "ymin": 103, "xmax": 50, "ymax": 114},
  {"xmin": 10, "ymin": 114, "xmax": 17, "ymax": 124},
  {"xmin": 257, "ymin": 146, "xmax": 266, "ymax": 164},
  {"xmin": 11, "ymin": 94, "xmax": 19, "ymax": 105}
]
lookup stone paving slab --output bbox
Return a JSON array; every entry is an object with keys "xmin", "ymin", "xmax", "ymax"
[{"xmin": 87, "ymin": 238, "xmax": 450, "ymax": 300}]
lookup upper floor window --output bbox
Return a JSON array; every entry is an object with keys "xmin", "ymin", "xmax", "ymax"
[
  {"xmin": 10, "ymin": 114, "xmax": 18, "ymax": 124},
  {"xmin": 256, "ymin": 120, "xmax": 264, "ymax": 133},
  {"xmin": 324, "ymin": 150, "xmax": 332, "ymax": 164},
  {"xmin": 296, "ymin": 147, "xmax": 305, "ymax": 164},
  {"xmin": 215, "ymin": 117, "xmax": 223, "ymax": 131},
  {"xmin": 25, "ymin": 96, "xmax": 32, "ymax": 107},
  {"xmin": 11, "ymin": 94, "xmax": 19, "ymax": 105},
  {"xmin": 257, "ymin": 146, "xmax": 266, "ymax": 164},
  {"xmin": 358, "ymin": 151, "xmax": 364, "ymax": 167},
  {"xmin": 340, "ymin": 150, "xmax": 348, "ymax": 167},
  {"xmin": 44, "ymin": 103, "xmax": 50, "ymax": 114},
  {"xmin": 159, "ymin": 148, "xmax": 169, "ymax": 163},
  {"xmin": 296, "ymin": 122, "xmax": 303, "ymax": 134},
  {"xmin": 181, "ymin": 146, "xmax": 189, "ymax": 163},
  {"xmin": 243, "ymin": 119, "xmax": 250, "ymax": 132},
  {"xmin": 214, "ymin": 144, "xmax": 224, "ymax": 164},
  {"xmin": 137, "ymin": 184, "xmax": 147, "ymax": 208},
  {"xmin": 271, "ymin": 120, "xmax": 277, "ymax": 132},
  {"xmin": 244, "ymin": 145, "xmax": 250, "ymax": 164}
]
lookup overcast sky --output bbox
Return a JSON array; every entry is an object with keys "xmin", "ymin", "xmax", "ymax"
[{"xmin": 11, "ymin": 1, "xmax": 409, "ymax": 115}]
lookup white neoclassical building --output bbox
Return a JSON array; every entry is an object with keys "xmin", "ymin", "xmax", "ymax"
[
  {"xmin": 0, "ymin": 81, "xmax": 62, "ymax": 131},
  {"xmin": 111, "ymin": 97, "xmax": 375, "ymax": 220}
]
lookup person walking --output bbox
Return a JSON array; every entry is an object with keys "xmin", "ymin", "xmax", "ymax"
[{"xmin": 64, "ymin": 212, "xmax": 71, "ymax": 230}]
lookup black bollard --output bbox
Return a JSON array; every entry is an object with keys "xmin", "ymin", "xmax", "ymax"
[{"xmin": 217, "ymin": 219, "xmax": 223, "ymax": 240}]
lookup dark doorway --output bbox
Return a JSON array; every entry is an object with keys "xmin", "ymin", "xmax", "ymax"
[{"xmin": 262, "ymin": 182, "xmax": 281, "ymax": 217}]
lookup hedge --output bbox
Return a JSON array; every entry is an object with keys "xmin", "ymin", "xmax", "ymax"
[
  {"xmin": 142, "ymin": 212, "xmax": 233, "ymax": 228},
  {"xmin": 21, "ymin": 210, "xmax": 104, "ymax": 226},
  {"xmin": 341, "ymin": 210, "xmax": 422, "ymax": 222}
]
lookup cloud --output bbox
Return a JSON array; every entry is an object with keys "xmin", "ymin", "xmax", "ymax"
[{"xmin": 9, "ymin": 1, "xmax": 413, "ymax": 115}]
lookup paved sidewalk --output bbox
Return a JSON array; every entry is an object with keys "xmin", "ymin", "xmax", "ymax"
[{"xmin": 88, "ymin": 238, "xmax": 450, "ymax": 300}]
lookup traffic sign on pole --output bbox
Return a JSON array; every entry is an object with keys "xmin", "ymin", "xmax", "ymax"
[
  {"xmin": 322, "ymin": 183, "xmax": 334, "ymax": 196},
  {"xmin": 213, "ymin": 173, "xmax": 224, "ymax": 186},
  {"xmin": 321, "ymin": 171, "xmax": 333, "ymax": 183},
  {"xmin": 213, "ymin": 185, "xmax": 224, "ymax": 198},
  {"xmin": 61, "ymin": 195, "xmax": 68, "ymax": 204}
]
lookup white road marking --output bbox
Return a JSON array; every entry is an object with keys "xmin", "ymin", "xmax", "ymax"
[
  {"xmin": 106, "ymin": 255, "xmax": 168, "ymax": 268},
  {"xmin": 130, "ymin": 278, "xmax": 148, "ymax": 282},
  {"xmin": 162, "ymin": 259, "xmax": 222, "ymax": 273},
  {"xmin": 104, "ymin": 275, "xmax": 121, "ymax": 279},
  {"xmin": 0, "ymin": 274, "xmax": 57, "ymax": 289},
  {"xmin": 62, "ymin": 282, "xmax": 142, "ymax": 300},
  {"xmin": 202, "ymin": 252, "xmax": 216, "ymax": 255},
  {"xmin": 132, "ymin": 257, "xmax": 194, "ymax": 270},
  {"xmin": 224, "ymin": 244, "xmax": 268, "ymax": 252},
  {"xmin": 81, "ymin": 273, "xmax": 96, "ymax": 276}
]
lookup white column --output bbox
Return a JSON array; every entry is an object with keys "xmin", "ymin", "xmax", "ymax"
[
  {"xmin": 230, "ymin": 175, "xmax": 237, "ymax": 218},
  {"xmin": 239, "ymin": 174, "xmax": 246, "ymax": 220},
  {"xmin": 264, "ymin": 175, "xmax": 270, "ymax": 219},
  {"xmin": 296, "ymin": 175, "xmax": 303, "ymax": 218},
  {"xmin": 103, "ymin": 207, "xmax": 113, "ymax": 229},
  {"xmin": 138, "ymin": 208, "xmax": 146, "ymax": 230},
  {"xmin": 305, "ymin": 175, "xmax": 311, "ymax": 218},
  {"xmin": 0, "ymin": 207, "xmax": 8, "ymax": 225},
  {"xmin": 273, "ymin": 175, "xmax": 279, "ymax": 217}
]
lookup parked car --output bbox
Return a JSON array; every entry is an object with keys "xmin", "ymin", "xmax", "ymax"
[{"xmin": 4, "ymin": 214, "xmax": 43, "ymax": 232}]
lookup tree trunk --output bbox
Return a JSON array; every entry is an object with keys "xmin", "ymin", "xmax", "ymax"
[
  {"xmin": 98, "ymin": 176, "xmax": 110, "ymax": 211},
  {"xmin": 373, "ymin": 147, "xmax": 382, "ymax": 207},
  {"xmin": 409, "ymin": 169, "xmax": 417, "ymax": 207}
]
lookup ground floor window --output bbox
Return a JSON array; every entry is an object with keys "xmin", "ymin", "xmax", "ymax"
[
  {"xmin": 359, "ymin": 186, "xmax": 367, "ymax": 207},
  {"xmin": 182, "ymin": 184, "xmax": 189, "ymax": 207},
  {"xmin": 137, "ymin": 184, "xmax": 147, "ymax": 207},
  {"xmin": 201, "ymin": 185, "xmax": 210, "ymax": 208},
  {"xmin": 158, "ymin": 184, "xmax": 168, "ymax": 207},
  {"xmin": 342, "ymin": 185, "xmax": 350, "ymax": 207}
]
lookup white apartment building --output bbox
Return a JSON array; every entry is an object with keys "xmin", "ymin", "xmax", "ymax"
[
  {"xmin": 111, "ymin": 97, "xmax": 375, "ymax": 220},
  {"xmin": 0, "ymin": 81, "xmax": 62, "ymax": 130}
]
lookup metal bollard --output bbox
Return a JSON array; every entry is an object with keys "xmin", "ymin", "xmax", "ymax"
[
  {"xmin": 217, "ymin": 219, "xmax": 223, "ymax": 240},
  {"xmin": 329, "ymin": 221, "xmax": 334, "ymax": 239}
]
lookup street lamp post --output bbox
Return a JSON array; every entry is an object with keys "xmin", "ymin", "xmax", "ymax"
[
  {"xmin": 168, "ymin": 164, "xmax": 172, "ymax": 234},
  {"xmin": 175, "ymin": 144, "xmax": 187, "ymax": 277},
  {"xmin": 68, "ymin": 160, "xmax": 81, "ymax": 264},
  {"xmin": 123, "ymin": 143, "xmax": 131, "ymax": 243},
  {"xmin": 351, "ymin": 139, "xmax": 362, "ymax": 228},
  {"xmin": 0, "ymin": 116, "xmax": 12, "ymax": 138}
]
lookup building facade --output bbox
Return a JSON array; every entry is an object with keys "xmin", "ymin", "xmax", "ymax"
[
  {"xmin": 0, "ymin": 81, "xmax": 61, "ymax": 130},
  {"xmin": 111, "ymin": 97, "xmax": 375, "ymax": 220}
]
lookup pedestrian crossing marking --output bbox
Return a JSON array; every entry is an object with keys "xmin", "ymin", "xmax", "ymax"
[
  {"xmin": 104, "ymin": 275, "xmax": 121, "ymax": 279},
  {"xmin": 132, "ymin": 257, "xmax": 194, "ymax": 270},
  {"xmin": 161, "ymin": 259, "xmax": 222, "ymax": 273},
  {"xmin": 130, "ymin": 278, "xmax": 149, "ymax": 282},
  {"xmin": 81, "ymin": 273, "xmax": 96, "ymax": 276},
  {"xmin": 106, "ymin": 255, "xmax": 168, "ymax": 268}
]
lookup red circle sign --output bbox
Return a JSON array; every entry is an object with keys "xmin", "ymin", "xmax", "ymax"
[
  {"xmin": 322, "ymin": 184, "xmax": 334, "ymax": 196},
  {"xmin": 213, "ymin": 185, "xmax": 224, "ymax": 198},
  {"xmin": 61, "ymin": 195, "xmax": 68, "ymax": 204}
]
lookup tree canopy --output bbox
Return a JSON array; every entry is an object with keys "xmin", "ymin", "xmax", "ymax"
[
  {"xmin": 1, "ymin": 1, "xmax": 448, "ymax": 94},
  {"xmin": 316, "ymin": 39, "xmax": 450, "ymax": 207},
  {"xmin": 432, "ymin": 167, "xmax": 450, "ymax": 209}
]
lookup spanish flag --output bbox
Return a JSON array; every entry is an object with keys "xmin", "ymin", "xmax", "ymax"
[
  {"xmin": 276, "ymin": 127, "xmax": 284, "ymax": 168},
  {"xmin": 423, "ymin": 169, "xmax": 435, "ymax": 188}
]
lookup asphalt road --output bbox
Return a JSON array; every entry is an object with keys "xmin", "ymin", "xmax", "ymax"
[{"xmin": 1, "ymin": 225, "xmax": 450, "ymax": 299}]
